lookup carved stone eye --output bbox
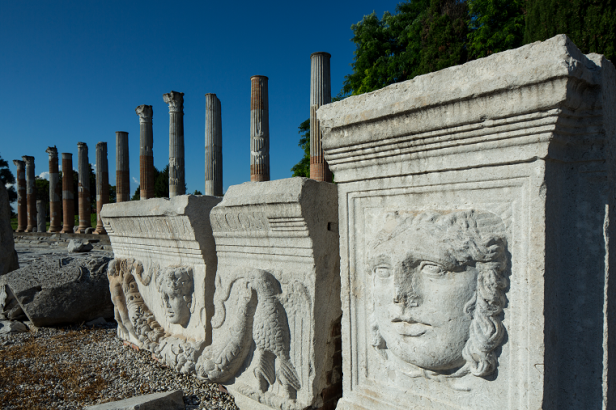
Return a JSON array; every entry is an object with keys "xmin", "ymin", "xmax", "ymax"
[
  {"xmin": 374, "ymin": 266, "xmax": 392, "ymax": 279},
  {"xmin": 419, "ymin": 262, "xmax": 446, "ymax": 278}
]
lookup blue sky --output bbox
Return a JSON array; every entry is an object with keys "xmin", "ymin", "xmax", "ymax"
[{"xmin": 1, "ymin": 0, "xmax": 401, "ymax": 200}]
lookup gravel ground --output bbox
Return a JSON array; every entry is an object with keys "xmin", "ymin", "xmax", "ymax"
[{"xmin": 0, "ymin": 322, "xmax": 239, "ymax": 410}]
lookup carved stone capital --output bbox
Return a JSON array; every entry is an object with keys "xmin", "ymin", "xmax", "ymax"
[
  {"xmin": 45, "ymin": 146, "xmax": 58, "ymax": 160},
  {"xmin": 135, "ymin": 104, "xmax": 153, "ymax": 123},
  {"xmin": 163, "ymin": 91, "xmax": 184, "ymax": 114},
  {"xmin": 13, "ymin": 160, "xmax": 24, "ymax": 169},
  {"xmin": 22, "ymin": 155, "xmax": 34, "ymax": 166}
]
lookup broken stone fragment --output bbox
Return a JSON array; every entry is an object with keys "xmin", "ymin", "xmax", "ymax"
[
  {"xmin": 84, "ymin": 390, "xmax": 185, "ymax": 410},
  {"xmin": 68, "ymin": 239, "xmax": 93, "ymax": 253}
]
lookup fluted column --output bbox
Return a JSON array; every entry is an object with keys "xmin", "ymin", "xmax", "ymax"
[
  {"xmin": 116, "ymin": 131, "xmax": 130, "ymax": 202},
  {"xmin": 60, "ymin": 153, "xmax": 74, "ymax": 233},
  {"xmin": 205, "ymin": 93, "xmax": 223, "ymax": 196},
  {"xmin": 76, "ymin": 142, "xmax": 90, "ymax": 233},
  {"xmin": 36, "ymin": 200, "xmax": 46, "ymax": 233},
  {"xmin": 94, "ymin": 142, "xmax": 108, "ymax": 234},
  {"xmin": 12, "ymin": 160, "xmax": 26, "ymax": 232},
  {"xmin": 250, "ymin": 76, "xmax": 269, "ymax": 182},
  {"xmin": 163, "ymin": 91, "xmax": 185, "ymax": 197},
  {"xmin": 135, "ymin": 105, "xmax": 154, "ymax": 200},
  {"xmin": 22, "ymin": 156, "xmax": 36, "ymax": 232},
  {"xmin": 45, "ymin": 146, "xmax": 62, "ymax": 232},
  {"xmin": 310, "ymin": 52, "xmax": 332, "ymax": 182}
]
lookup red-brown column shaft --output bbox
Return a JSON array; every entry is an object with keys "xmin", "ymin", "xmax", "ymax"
[
  {"xmin": 135, "ymin": 105, "xmax": 154, "ymax": 199},
  {"xmin": 22, "ymin": 156, "xmax": 36, "ymax": 232},
  {"xmin": 46, "ymin": 146, "xmax": 62, "ymax": 232},
  {"xmin": 94, "ymin": 141, "xmax": 108, "ymax": 234},
  {"xmin": 116, "ymin": 131, "xmax": 130, "ymax": 202},
  {"xmin": 310, "ymin": 52, "xmax": 333, "ymax": 182},
  {"xmin": 60, "ymin": 153, "xmax": 74, "ymax": 233},
  {"xmin": 250, "ymin": 76, "xmax": 269, "ymax": 182},
  {"xmin": 76, "ymin": 142, "xmax": 90, "ymax": 233}
]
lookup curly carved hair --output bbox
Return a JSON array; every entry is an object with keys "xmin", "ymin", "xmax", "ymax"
[
  {"xmin": 369, "ymin": 209, "xmax": 508, "ymax": 378},
  {"xmin": 155, "ymin": 266, "xmax": 195, "ymax": 313}
]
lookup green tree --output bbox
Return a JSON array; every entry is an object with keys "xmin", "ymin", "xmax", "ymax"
[
  {"xmin": 192, "ymin": 189, "xmax": 203, "ymax": 195},
  {"xmin": 291, "ymin": 119, "xmax": 311, "ymax": 177},
  {"xmin": 0, "ymin": 155, "xmax": 17, "ymax": 208},
  {"xmin": 467, "ymin": 0, "xmax": 525, "ymax": 59},
  {"xmin": 524, "ymin": 0, "xmax": 616, "ymax": 62},
  {"xmin": 131, "ymin": 185, "xmax": 140, "ymax": 201},
  {"xmin": 109, "ymin": 185, "xmax": 117, "ymax": 203},
  {"xmin": 35, "ymin": 176, "xmax": 50, "ymax": 220},
  {"xmin": 155, "ymin": 165, "xmax": 170, "ymax": 198}
]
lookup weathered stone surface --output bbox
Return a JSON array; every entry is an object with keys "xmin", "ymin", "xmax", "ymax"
[
  {"xmin": 250, "ymin": 76, "xmax": 269, "ymax": 182},
  {"xmin": 36, "ymin": 200, "xmax": 46, "ymax": 233},
  {"xmin": 0, "ymin": 320, "xmax": 28, "ymax": 334},
  {"xmin": 101, "ymin": 195, "xmax": 221, "ymax": 352},
  {"xmin": 0, "ymin": 182, "xmax": 19, "ymax": 276},
  {"xmin": 318, "ymin": 35, "xmax": 616, "ymax": 410},
  {"xmin": 4, "ymin": 255, "xmax": 114, "ymax": 326},
  {"xmin": 197, "ymin": 178, "xmax": 340, "ymax": 410},
  {"xmin": 68, "ymin": 239, "xmax": 93, "ymax": 253},
  {"xmin": 84, "ymin": 390, "xmax": 185, "ymax": 410}
]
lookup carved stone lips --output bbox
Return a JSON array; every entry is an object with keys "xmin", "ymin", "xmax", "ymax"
[{"xmin": 391, "ymin": 319, "xmax": 430, "ymax": 337}]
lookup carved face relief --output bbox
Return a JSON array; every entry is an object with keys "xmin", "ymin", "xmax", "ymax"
[
  {"xmin": 369, "ymin": 210, "xmax": 508, "ymax": 378},
  {"xmin": 155, "ymin": 266, "xmax": 194, "ymax": 327}
]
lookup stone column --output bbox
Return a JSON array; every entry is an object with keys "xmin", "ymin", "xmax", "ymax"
[
  {"xmin": 76, "ymin": 142, "xmax": 91, "ymax": 233},
  {"xmin": 135, "ymin": 105, "xmax": 154, "ymax": 200},
  {"xmin": 94, "ymin": 142, "xmax": 109, "ymax": 234},
  {"xmin": 60, "ymin": 153, "xmax": 74, "ymax": 234},
  {"xmin": 45, "ymin": 146, "xmax": 62, "ymax": 232},
  {"xmin": 12, "ymin": 160, "xmax": 26, "ymax": 232},
  {"xmin": 310, "ymin": 52, "xmax": 333, "ymax": 182},
  {"xmin": 115, "ymin": 131, "xmax": 130, "ymax": 202},
  {"xmin": 36, "ymin": 200, "xmax": 46, "ymax": 233},
  {"xmin": 163, "ymin": 91, "xmax": 185, "ymax": 197},
  {"xmin": 22, "ymin": 156, "xmax": 36, "ymax": 232},
  {"xmin": 250, "ymin": 76, "xmax": 270, "ymax": 182},
  {"xmin": 205, "ymin": 93, "xmax": 223, "ymax": 196}
]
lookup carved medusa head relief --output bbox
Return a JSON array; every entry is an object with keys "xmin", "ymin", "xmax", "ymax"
[
  {"xmin": 155, "ymin": 266, "xmax": 194, "ymax": 328},
  {"xmin": 368, "ymin": 210, "xmax": 508, "ymax": 380}
]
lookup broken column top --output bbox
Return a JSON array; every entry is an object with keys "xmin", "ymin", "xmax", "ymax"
[
  {"xmin": 61, "ymin": 152, "xmax": 72, "ymax": 159},
  {"xmin": 12, "ymin": 160, "xmax": 24, "ymax": 167},
  {"xmin": 163, "ymin": 91, "xmax": 184, "ymax": 112},
  {"xmin": 135, "ymin": 105, "xmax": 153, "ymax": 121},
  {"xmin": 310, "ymin": 51, "xmax": 331, "ymax": 58},
  {"xmin": 21, "ymin": 156, "xmax": 34, "ymax": 164},
  {"xmin": 45, "ymin": 146, "xmax": 58, "ymax": 158},
  {"xmin": 77, "ymin": 142, "xmax": 87, "ymax": 149}
]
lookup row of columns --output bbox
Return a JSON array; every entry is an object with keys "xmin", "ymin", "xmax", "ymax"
[{"xmin": 12, "ymin": 52, "xmax": 332, "ymax": 232}]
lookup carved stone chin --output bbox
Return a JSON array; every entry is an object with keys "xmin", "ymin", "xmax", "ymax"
[{"xmin": 368, "ymin": 209, "xmax": 508, "ymax": 380}]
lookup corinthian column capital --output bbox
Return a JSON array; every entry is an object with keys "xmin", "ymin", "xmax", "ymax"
[
  {"xmin": 46, "ymin": 146, "xmax": 58, "ymax": 160},
  {"xmin": 163, "ymin": 91, "xmax": 184, "ymax": 114},
  {"xmin": 135, "ymin": 105, "xmax": 153, "ymax": 123}
]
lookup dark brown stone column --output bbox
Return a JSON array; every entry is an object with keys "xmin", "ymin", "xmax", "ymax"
[
  {"xmin": 22, "ymin": 156, "xmax": 36, "ymax": 232},
  {"xmin": 205, "ymin": 93, "xmax": 223, "ymax": 196},
  {"xmin": 163, "ymin": 91, "xmax": 185, "ymax": 197},
  {"xmin": 116, "ymin": 131, "xmax": 130, "ymax": 202},
  {"xmin": 250, "ymin": 76, "xmax": 269, "ymax": 182},
  {"xmin": 76, "ymin": 142, "xmax": 91, "ymax": 233},
  {"xmin": 94, "ymin": 142, "xmax": 108, "ymax": 234},
  {"xmin": 46, "ymin": 146, "xmax": 62, "ymax": 232},
  {"xmin": 12, "ymin": 160, "xmax": 26, "ymax": 232},
  {"xmin": 60, "ymin": 153, "xmax": 74, "ymax": 233},
  {"xmin": 135, "ymin": 105, "xmax": 154, "ymax": 199},
  {"xmin": 310, "ymin": 52, "xmax": 333, "ymax": 182}
]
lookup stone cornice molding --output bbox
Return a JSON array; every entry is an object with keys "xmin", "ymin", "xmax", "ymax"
[
  {"xmin": 135, "ymin": 105, "xmax": 153, "ymax": 123},
  {"xmin": 163, "ymin": 91, "xmax": 184, "ymax": 114}
]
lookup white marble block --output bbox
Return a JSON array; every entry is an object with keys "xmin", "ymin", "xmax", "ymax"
[
  {"xmin": 196, "ymin": 178, "xmax": 341, "ymax": 410},
  {"xmin": 318, "ymin": 35, "xmax": 616, "ymax": 409},
  {"xmin": 100, "ymin": 195, "xmax": 221, "ymax": 366}
]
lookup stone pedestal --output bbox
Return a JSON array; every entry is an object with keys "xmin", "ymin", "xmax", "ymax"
[
  {"xmin": 201, "ymin": 178, "xmax": 341, "ymax": 410},
  {"xmin": 205, "ymin": 93, "xmax": 223, "ymax": 196},
  {"xmin": 250, "ymin": 76, "xmax": 269, "ymax": 182},
  {"xmin": 22, "ymin": 156, "xmax": 36, "ymax": 232},
  {"xmin": 12, "ymin": 160, "xmax": 26, "ymax": 232},
  {"xmin": 135, "ymin": 105, "xmax": 154, "ymax": 200},
  {"xmin": 60, "ymin": 153, "xmax": 75, "ymax": 234},
  {"xmin": 36, "ymin": 200, "xmax": 46, "ymax": 233},
  {"xmin": 116, "ymin": 131, "xmax": 130, "ymax": 203},
  {"xmin": 318, "ymin": 35, "xmax": 616, "ymax": 410},
  {"xmin": 310, "ymin": 52, "xmax": 332, "ymax": 182},
  {"xmin": 163, "ymin": 92, "xmax": 185, "ymax": 197},
  {"xmin": 45, "ymin": 146, "xmax": 62, "ymax": 232},
  {"xmin": 100, "ymin": 195, "xmax": 221, "ymax": 357},
  {"xmin": 76, "ymin": 142, "xmax": 90, "ymax": 234},
  {"xmin": 94, "ymin": 142, "xmax": 108, "ymax": 234}
]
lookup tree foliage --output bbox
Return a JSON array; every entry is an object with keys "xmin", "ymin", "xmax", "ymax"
[
  {"xmin": 0, "ymin": 155, "xmax": 17, "ymax": 207},
  {"xmin": 131, "ymin": 164, "xmax": 177, "ymax": 200},
  {"xmin": 467, "ymin": 0, "xmax": 525, "ymax": 58},
  {"xmin": 290, "ymin": 119, "xmax": 311, "ymax": 177}
]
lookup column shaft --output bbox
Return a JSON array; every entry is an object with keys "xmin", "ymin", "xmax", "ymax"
[
  {"xmin": 205, "ymin": 93, "xmax": 223, "ymax": 196},
  {"xmin": 164, "ymin": 91, "xmax": 185, "ymax": 197},
  {"xmin": 310, "ymin": 52, "xmax": 333, "ymax": 182},
  {"xmin": 116, "ymin": 131, "xmax": 130, "ymax": 202},
  {"xmin": 250, "ymin": 76, "xmax": 270, "ymax": 182},
  {"xmin": 36, "ymin": 200, "xmax": 46, "ymax": 233},
  {"xmin": 77, "ymin": 142, "xmax": 91, "ymax": 233},
  {"xmin": 46, "ymin": 146, "xmax": 62, "ymax": 232},
  {"xmin": 12, "ymin": 160, "xmax": 26, "ymax": 232},
  {"xmin": 94, "ymin": 142, "xmax": 108, "ymax": 234},
  {"xmin": 135, "ymin": 105, "xmax": 154, "ymax": 199},
  {"xmin": 22, "ymin": 156, "xmax": 36, "ymax": 232},
  {"xmin": 60, "ymin": 153, "xmax": 74, "ymax": 233}
]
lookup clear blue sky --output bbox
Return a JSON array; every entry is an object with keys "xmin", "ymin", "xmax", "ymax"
[{"xmin": 1, "ymin": 0, "xmax": 401, "ymax": 199}]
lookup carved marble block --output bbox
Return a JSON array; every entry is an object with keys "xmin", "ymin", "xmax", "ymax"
[
  {"xmin": 318, "ymin": 35, "xmax": 616, "ymax": 409},
  {"xmin": 100, "ymin": 195, "xmax": 221, "ymax": 364},
  {"xmin": 199, "ymin": 178, "xmax": 340, "ymax": 410}
]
